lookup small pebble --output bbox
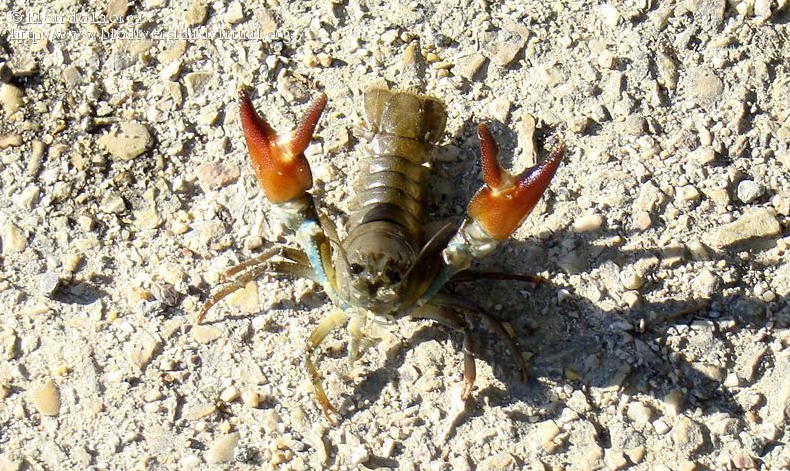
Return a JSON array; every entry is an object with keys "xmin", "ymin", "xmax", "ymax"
[
  {"xmin": 0, "ymin": 133, "xmax": 22, "ymax": 148},
  {"xmin": 241, "ymin": 390, "xmax": 261, "ymax": 408},
  {"xmin": 261, "ymin": 409, "xmax": 282, "ymax": 435},
  {"xmin": 599, "ymin": 4, "xmax": 620, "ymax": 26},
  {"xmin": 185, "ymin": 402, "xmax": 217, "ymax": 420},
  {"xmin": 158, "ymin": 265, "xmax": 186, "ymax": 285},
  {"xmin": 135, "ymin": 207, "xmax": 161, "ymax": 231},
  {"xmin": 185, "ymin": 0, "xmax": 208, "ymax": 26},
  {"xmin": 106, "ymin": 0, "xmax": 129, "ymax": 17},
  {"xmin": 1, "ymin": 83, "xmax": 24, "ymax": 115},
  {"xmin": 626, "ymin": 402, "xmax": 653, "ymax": 424},
  {"xmin": 171, "ymin": 221, "xmax": 189, "ymax": 235},
  {"xmin": 707, "ymin": 208, "xmax": 781, "ymax": 248},
  {"xmin": 225, "ymin": 1, "xmax": 244, "ymax": 24},
  {"xmin": 317, "ymin": 53, "xmax": 333, "ymax": 68},
  {"xmin": 220, "ymin": 386, "xmax": 240, "ymax": 402},
  {"xmin": 754, "ymin": 0, "xmax": 773, "ymax": 17},
  {"xmin": 604, "ymin": 449, "xmax": 628, "ymax": 470},
  {"xmin": 671, "ymin": 418, "xmax": 705, "ymax": 453},
  {"xmin": 703, "ymin": 187, "xmax": 730, "ymax": 207},
  {"xmin": 184, "ymin": 71, "xmax": 214, "ymax": 95},
  {"xmin": 689, "ymin": 147, "xmax": 716, "ymax": 165},
  {"xmin": 625, "ymin": 446, "xmax": 645, "ymax": 464},
  {"xmin": 655, "ymin": 51, "xmax": 679, "ymax": 89},
  {"xmin": 455, "ymin": 53, "xmax": 487, "ymax": 81},
  {"xmin": 97, "ymin": 122, "xmax": 152, "ymax": 161},
  {"xmin": 597, "ymin": 50, "xmax": 616, "ymax": 69},
  {"xmin": 128, "ymin": 332, "xmax": 159, "ymax": 371},
  {"xmin": 736, "ymin": 179, "xmax": 764, "ymax": 203},
  {"xmin": 478, "ymin": 453, "xmax": 518, "ymax": 471},
  {"xmin": 14, "ymin": 186, "xmax": 41, "ymax": 210},
  {"xmin": 381, "ymin": 438, "xmax": 396, "ymax": 458},
  {"xmin": 535, "ymin": 420, "xmax": 561, "ymax": 451},
  {"xmin": 485, "ymin": 26, "xmax": 528, "ymax": 67},
  {"xmin": 569, "ymin": 115, "xmax": 591, "ymax": 134},
  {"xmin": 692, "ymin": 269, "xmax": 719, "ymax": 297},
  {"xmin": 1, "ymin": 330, "xmax": 17, "ymax": 360},
  {"xmin": 622, "ymin": 291, "xmax": 640, "ymax": 308},
  {"xmin": 195, "ymin": 162, "xmax": 240, "ymax": 191},
  {"xmin": 620, "ymin": 270, "xmax": 644, "ymax": 290},
  {"xmin": 634, "ymin": 181, "xmax": 667, "ymax": 212},
  {"xmin": 686, "ymin": 240, "xmax": 710, "ymax": 261},
  {"xmin": 401, "ymin": 42, "xmax": 420, "ymax": 67},
  {"xmin": 677, "ymin": 185, "xmax": 701, "ymax": 202},
  {"xmin": 488, "ymin": 97, "xmax": 511, "ymax": 123},
  {"xmin": 227, "ymin": 281, "xmax": 259, "ymax": 313},
  {"xmin": 38, "ymin": 272, "xmax": 62, "ymax": 297},
  {"xmin": 1, "ymin": 223, "xmax": 27, "ymax": 253},
  {"xmin": 62, "ymin": 64, "xmax": 82, "ymax": 87},
  {"xmin": 684, "ymin": 67, "xmax": 724, "ymax": 107},
  {"xmin": 573, "ymin": 214, "xmax": 604, "ymax": 232},
  {"xmin": 32, "ymin": 379, "xmax": 61, "ymax": 416},
  {"xmin": 101, "ymin": 194, "xmax": 126, "ymax": 214},
  {"xmin": 653, "ymin": 419, "xmax": 670, "ymax": 435},
  {"xmin": 192, "ymin": 325, "xmax": 222, "ymax": 344},
  {"xmin": 519, "ymin": 113, "xmax": 538, "ymax": 165},
  {"xmin": 349, "ymin": 444, "xmax": 370, "ymax": 466},
  {"xmin": 632, "ymin": 211, "xmax": 652, "ymax": 231},
  {"xmin": 732, "ymin": 451, "xmax": 756, "ymax": 469},
  {"xmin": 206, "ymin": 433, "xmax": 240, "ymax": 464}
]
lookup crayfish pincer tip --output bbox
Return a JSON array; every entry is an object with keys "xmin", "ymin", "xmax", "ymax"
[
  {"xmin": 476, "ymin": 122, "xmax": 504, "ymax": 191},
  {"xmin": 291, "ymin": 93, "xmax": 329, "ymax": 154}
]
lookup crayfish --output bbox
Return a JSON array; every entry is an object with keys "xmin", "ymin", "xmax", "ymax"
[{"xmin": 198, "ymin": 86, "xmax": 565, "ymax": 423}]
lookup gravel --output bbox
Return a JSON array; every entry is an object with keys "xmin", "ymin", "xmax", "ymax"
[{"xmin": 1, "ymin": 1, "xmax": 789, "ymax": 470}]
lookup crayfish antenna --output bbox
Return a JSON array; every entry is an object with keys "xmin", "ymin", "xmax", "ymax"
[
  {"xmin": 467, "ymin": 125, "xmax": 564, "ymax": 240},
  {"xmin": 238, "ymin": 90, "xmax": 327, "ymax": 203}
]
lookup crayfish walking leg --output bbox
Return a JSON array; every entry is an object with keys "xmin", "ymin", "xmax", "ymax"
[
  {"xmin": 305, "ymin": 309, "xmax": 349, "ymax": 424},
  {"xmin": 412, "ymin": 305, "xmax": 480, "ymax": 399}
]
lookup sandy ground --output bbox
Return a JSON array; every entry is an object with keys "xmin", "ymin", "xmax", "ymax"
[{"xmin": 2, "ymin": 0, "xmax": 790, "ymax": 470}]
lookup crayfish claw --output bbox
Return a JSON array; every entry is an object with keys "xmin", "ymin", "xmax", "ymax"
[
  {"xmin": 239, "ymin": 90, "xmax": 326, "ymax": 203},
  {"xmin": 467, "ymin": 126, "xmax": 565, "ymax": 240}
]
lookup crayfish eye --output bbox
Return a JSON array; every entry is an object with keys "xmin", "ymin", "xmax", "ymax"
[
  {"xmin": 349, "ymin": 263, "xmax": 364, "ymax": 275},
  {"xmin": 386, "ymin": 269, "xmax": 401, "ymax": 283}
]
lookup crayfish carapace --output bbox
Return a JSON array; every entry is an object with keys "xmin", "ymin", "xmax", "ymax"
[{"xmin": 197, "ymin": 87, "xmax": 565, "ymax": 423}]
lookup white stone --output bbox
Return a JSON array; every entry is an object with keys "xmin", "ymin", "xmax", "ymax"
[
  {"xmin": 736, "ymin": 179, "xmax": 764, "ymax": 203},
  {"xmin": 599, "ymin": 4, "xmax": 621, "ymax": 26},
  {"xmin": 653, "ymin": 419, "xmax": 671, "ymax": 434},
  {"xmin": 1, "ymin": 223, "xmax": 26, "ymax": 253},
  {"xmin": 220, "ymin": 386, "xmax": 240, "ymax": 402},
  {"xmin": 574, "ymin": 213, "xmax": 604, "ymax": 232},
  {"xmin": 620, "ymin": 269, "xmax": 644, "ymax": 290},
  {"xmin": 206, "ymin": 433, "xmax": 240, "ymax": 463},
  {"xmin": 626, "ymin": 402, "xmax": 653, "ymax": 424},
  {"xmin": 97, "ymin": 122, "xmax": 152, "ymax": 161}
]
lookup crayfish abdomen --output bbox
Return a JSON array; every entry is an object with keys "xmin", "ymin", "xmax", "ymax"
[{"xmin": 339, "ymin": 89, "xmax": 447, "ymax": 315}]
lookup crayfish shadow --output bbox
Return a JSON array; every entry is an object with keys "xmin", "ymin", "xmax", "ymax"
[{"xmin": 351, "ymin": 229, "xmax": 785, "ymax": 432}]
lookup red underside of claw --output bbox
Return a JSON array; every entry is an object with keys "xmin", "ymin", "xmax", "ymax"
[
  {"xmin": 468, "ymin": 123, "xmax": 565, "ymax": 240},
  {"xmin": 239, "ymin": 90, "xmax": 327, "ymax": 203}
]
